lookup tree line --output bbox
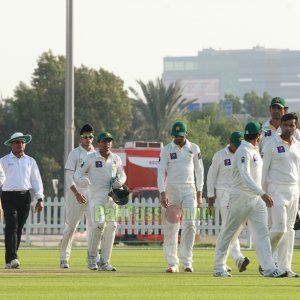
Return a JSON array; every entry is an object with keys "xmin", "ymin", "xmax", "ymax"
[{"xmin": 0, "ymin": 51, "xmax": 272, "ymax": 196}]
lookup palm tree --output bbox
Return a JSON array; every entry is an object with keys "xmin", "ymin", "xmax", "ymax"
[{"xmin": 129, "ymin": 78, "xmax": 197, "ymax": 142}]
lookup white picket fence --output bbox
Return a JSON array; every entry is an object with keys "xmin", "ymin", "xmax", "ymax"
[{"xmin": 0, "ymin": 196, "xmax": 252, "ymax": 246}]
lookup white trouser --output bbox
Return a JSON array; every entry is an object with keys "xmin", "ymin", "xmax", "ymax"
[
  {"xmin": 214, "ymin": 191, "xmax": 276, "ymax": 273},
  {"xmin": 268, "ymin": 183, "xmax": 299, "ymax": 271},
  {"xmin": 219, "ymin": 206, "xmax": 243, "ymax": 263},
  {"xmin": 163, "ymin": 183, "xmax": 197, "ymax": 267},
  {"xmin": 60, "ymin": 190, "xmax": 92, "ymax": 261},
  {"xmin": 88, "ymin": 188, "xmax": 117, "ymax": 262},
  {"xmin": 216, "ymin": 189, "xmax": 244, "ymax": 263}
]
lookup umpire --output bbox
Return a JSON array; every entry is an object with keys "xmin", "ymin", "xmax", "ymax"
[{"xmin": 0, "ymin": 132, "xmax": 44, "ymax": 269}]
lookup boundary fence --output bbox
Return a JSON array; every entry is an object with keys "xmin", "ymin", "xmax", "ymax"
[{"xmin": 0, "ymin": 196, "xmax": 253, "ymax": 246}]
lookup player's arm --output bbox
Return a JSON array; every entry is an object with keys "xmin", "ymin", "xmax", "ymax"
[
  {"xmin": 157, "ymin": 148, "xmax": 169, "ymax": 208},
  {"xmin": 261, "ymin": 140, "xmax": 273, "ymax": 191},
  {"xmin": 112, "ymin": 155, "xmax": 127, "ymax": 189},
  {"xmin": 206, "ymin": 152, "xmax": 220, "ymax": 207},
  {"xmin": 194, "ymin": 145, "xmax": 204, "ymax": 207},
  {"xmin": 74, "ymin": 155, "xmax": 91, "ymax": 188}
]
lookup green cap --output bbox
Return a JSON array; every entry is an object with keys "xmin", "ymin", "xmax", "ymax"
[
  {"xmin": 270, "ymin": 97, "xmax": 286, "ymax": 109},
  {"xmin": 229, "ymin": 131, "xmax": 243, "ymax": 148},
  {"xmin": 244, "ymin": 122, "xmax": 262, "ymax": 135},
  {"xmin": 97, "ymin": 132, "xmax": 114, "ymax": 141},
  {"xmin": 171, "ymin": 121, "xmax": 187, "ymax": 136}
]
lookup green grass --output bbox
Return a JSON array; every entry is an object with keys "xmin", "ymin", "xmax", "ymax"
[{"xmin": 0, "ymin": 247, "xmax": 299, "ymax": 300}]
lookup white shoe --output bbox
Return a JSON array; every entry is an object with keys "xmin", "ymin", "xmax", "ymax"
[
  {"xmin": 226, "ymin": 265, "xmax": 232, "ymax": 272},
  {"xmin": 264, "ymin": 268, "xmax": 287, "ymax": 278},
  {"xmin": 287, "ymin": 271, "xmax": 299, "ymax": 277},
  {"xmin": 236, "ymin": 257, "xmax": 250, "ymax": 272},
  {"xmin": 183, "ymin": 265, "xmax": 194, "ymax": 272},
  {"xmin": 258, "ymin": 265, "xmax": 264, "ymax": 275},
  {"xmin": 98, "ymin": 263, "xmax": 117, "ymax": 271},
  {"xmin": 166, "ymin": 266, "xmax": 179, "ymax": 273},
  {"xmin": 10, "ymin": 259, "xmax": 20, "ymax": 269},
  {"xmin": 213, "ymin": 271, "xmax": 232, "ymax": 277},
  {"xmin": 87, "ymin": 256, "xmax": 98, "ymax": 271},
  {"xmin": 60, "ymin": 260, "xmax": 69, "ymax": 269},
  {"xmin": 5, "ymin": 263, "xmax": 11, "ymax": 269}
]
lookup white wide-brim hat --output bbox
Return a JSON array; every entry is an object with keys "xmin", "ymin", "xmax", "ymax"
[{"xmin": 4, "ymin": 132, "xmax": 32, "ymax": 146}]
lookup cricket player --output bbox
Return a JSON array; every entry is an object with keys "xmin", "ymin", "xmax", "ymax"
[
  {"xmin": 260, "ymin": 97, "xmax": 300, "ymax": 151},
  {"xmin": 75, "ymin": 132, "xmax": 126, "ymax": 271},
  {"xmin": 207, "ymin": 131, "xmax": 247, "ymax": 273},
  {"xmin": 60, "ymin": 124, "xmax": 97, "ymax": 269},
  {"xmin": 213, "ymin": 122, "xmax": 287, "ymax": 277},
  {"xmin": 261, "ymin": 113, "xmax": 300, "ymax": 277},
  {"xmin": 157, "ymin": 121, "xmax": 204, "ymax": 273}
]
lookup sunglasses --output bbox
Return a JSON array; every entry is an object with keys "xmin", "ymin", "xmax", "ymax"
[{"xmin": 81, "ymin": 134, "xmax": 94, "ymax": 139}]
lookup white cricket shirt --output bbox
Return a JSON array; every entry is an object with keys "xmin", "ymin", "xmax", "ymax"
[
  {"xmin": 207, "ymin": 146, "xmax": 235, "ymax": 198},
  {"xmin": 157, "ymin": 139, "xmax": 204, "ymax": 193},
  {"xmin": 231, "ymin": 140, "xmax": 264, "ymax": 197}
]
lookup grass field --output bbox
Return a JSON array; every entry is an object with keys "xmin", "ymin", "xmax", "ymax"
[{"xmin": 0, "ymin": 247, "xmax": 299, "ymax": 300}]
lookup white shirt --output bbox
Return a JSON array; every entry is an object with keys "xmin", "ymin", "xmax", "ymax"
[
  {"xmin": 231, "ymin": 140, "xmax": 264, "ymax": 197},
  {"xmin": 207, "ymin": 146, "xmax": 235, "ymax": 198},
  {"xmin": 262, "ymin": 134, "xmax": 300, "ymax": 189},
  {"xmin": 74, "ymin": 150, "xmax": 126, "ymax": 192},
  {"xmin": 260, "ymin": 119, "xmax": 300, "ymax": 151},
  {"xmin": 157, "ymin": 139, "xmax": 204, "ymax": 193},
  {"xmin": 64, "ymin": 144, "xmax": 96, "ymax": 190},
  {"xmin": 0, "ymin": 164, "xmax": 5, "ymax": 186},
  {"xmin": 0, "ymin": 152, "xmax": 44, "ymax": 199}
]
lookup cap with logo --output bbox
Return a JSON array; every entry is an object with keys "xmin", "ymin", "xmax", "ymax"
[
  {"xmin": 229, "ymin": 131, "xmax": 243, "ymax": 148},
  {"xmin": 171, "ymin": 121, "xmax": 187, "ymax": 136},
  {"xmin": 270, "ymin": 97, "xmax": 286, "ymax": 109},
  {"xmin": 97, "ymin": 132, "xmax": 114, "ymax": 141},
  {"xmin": 244, "ymin": 122, "xmax": 262, "ymax": 135}
]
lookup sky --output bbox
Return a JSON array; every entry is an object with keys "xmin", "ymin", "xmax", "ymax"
[{"xmin": 1, "ymin": 0, "xmax": 300, "ymax": 99}]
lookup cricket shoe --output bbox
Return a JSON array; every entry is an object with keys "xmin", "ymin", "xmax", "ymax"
[
  {"xmin": 5, "ymin": 263, "xmax": 11, "ymax": 269},
  {"xmin": 10, "ymin": 259, "xmax": 20, "ymax": 269},
  {"xmin": 236, "ymin": 256, "xmax": 250, "ymax": 272},
  {"xmin": 166, "ymin": 266, "xmax": 179, "ymax": 273},
  {"xmin": 98, "ymin": 263, "xmax": 117, "ymax": 271},
  {"xmin": 213, "ymin": 271, "xmax": 232, "ymax": 277},
  {"xmin": 87, "ymin": 256, "xmax": 98, "ymax": 270},
  {"xmin": 60, "ymin": 260, "xmax": 69, "ymax": 269},
  {"xmin": 258, "ymin": 265, "xmax": 264, "ymax": 276},
  {"xmin": 259, "ymin": 262, "xmax": 278, "ymax": 276},
  {"xmin": 264, "ymin": 268, "xmax": 287, "ymax": 278},
  {"xmin": 286, "ymin": 271, "xmax": 299, "ymax": 277},
  {"xmin": 183, "ymin": 264, "xmax": 194, "ymax": 272},
  {"xmin": 226, "ymin": 265, "xmax": 232, "ymax": 272}
]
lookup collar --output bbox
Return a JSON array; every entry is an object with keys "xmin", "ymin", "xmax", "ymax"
[
  {"xmin": 171, "ymin": 138, "xmax": 191, "ymax": 149},
  {"xmin": 225, "ymin": 145, "xmax": 233, "ymax": 155},
  {"xmin": 79, "ymin": 144, "xmax": 95, "ymax": 153},
  {"xmin": 241, "ymin": 140, "xmax": 259, "ymax": 151},
  {"xmin": 9, "ymin": 151, "xmax": 27, "ymax": 159},
  {"xmin": 97, "ymin": 150, "xmax": 112, "ymax": 160},
  {"xmin": 275, "ymin": 133, "xmax": 296, "ymax": 145}
]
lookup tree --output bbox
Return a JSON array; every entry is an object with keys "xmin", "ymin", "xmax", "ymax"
[
  {"xmin": 74, "ymin": 66, "xmax": 131, "ymax": 146},
  {"xmin": 0, "ymin": 51, "xmax": 132, "ymax": 195},
  {"xmin": 223, "ymin": 93, "xmax": 243, "ymax": 114},
  {"xmin": 242, "ymin": 91, "xmax": 271, "ymax": 117},
  {"xmin": 128, "ymin": 78, "xmax": 197, "ymax": 142}
]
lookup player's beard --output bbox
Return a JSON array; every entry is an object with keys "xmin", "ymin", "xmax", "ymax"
[
  {"xmin": 174, "ymin": 138, "xmax": 185, "ymax": 147},
  {"xmin": 271, "ymin": 111, "xmax": 282, "ymax": 120}
]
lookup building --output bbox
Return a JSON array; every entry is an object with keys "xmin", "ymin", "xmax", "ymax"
[{"xmin": 163, "ymin": 47, "xmax": 300, "ymax": 111}]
